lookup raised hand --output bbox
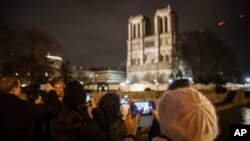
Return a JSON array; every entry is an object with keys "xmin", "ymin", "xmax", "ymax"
[{"xmin": 125, "ymin": 108, "xmax": 140, "ymax": 136}]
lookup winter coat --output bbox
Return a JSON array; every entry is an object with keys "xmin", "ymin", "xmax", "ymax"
[{"xmin": 0, "ymin": 90, "xmax": 60, "ymax": 141}]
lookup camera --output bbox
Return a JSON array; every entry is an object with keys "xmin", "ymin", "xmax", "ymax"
[
  {"xmin": 120, "ymin": 97, "xmax": 129, "ymax": 105},
  {"xmin": 131, "ymin": 101, "xmax": 154, "ymax": 115},
  {"xmin": 85, "ymin": 90, "xmax": 92, "ymax": 103},
  {"xmin": 39, "ymin": 84, "xmax": 45, "ymax": 91}
]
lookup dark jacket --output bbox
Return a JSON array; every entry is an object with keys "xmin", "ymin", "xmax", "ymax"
[
  {"xmin": 92, "ymin": 107, "xmax": 127, "ymax": 141},
  {"xmin": 0, "ymin": 90, "xmax": 60, "ymax": 141},
  {"xmin": 148, "ymin": 118, "xmax": 161, "ymax": 140},
  {"xmin": 50, "ymin": 106, "xmax": 107, "ymax": 141}
]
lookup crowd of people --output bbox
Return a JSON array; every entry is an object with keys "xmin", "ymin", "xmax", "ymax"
[{"xmin": 0, "ymin": 75, "xmax": 219, "ymax": 141}]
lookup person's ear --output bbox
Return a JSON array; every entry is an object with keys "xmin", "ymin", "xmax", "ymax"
[
  {"xmin": 10, "ymin": 87, "xmax": 15, "ymax": 94},
  {"xmin": 11, "ymin": 86, "xmax": 19, "ymax": 96}
]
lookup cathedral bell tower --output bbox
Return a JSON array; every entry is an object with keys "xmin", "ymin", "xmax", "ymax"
[{"xmin": 127, "ymin": 5, "xmax": 178, "ymax": 83}]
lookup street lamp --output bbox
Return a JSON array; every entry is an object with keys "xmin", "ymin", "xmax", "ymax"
[
  {"xmin": 126, "ymin": 80, "xmax": 130, "ymax": 84},
  {"xmin": 154, "ymin": 79, "xmax": 159, "ymax": 91},
  {"xmin": 246, "ymin": 78, "xmax": 250, "ymax": 83},
  {"xmin": 188, "ymin": 77, "xmax": 193, "ymax": 84},
  {"xmin": 246, "ymin": 77, "xmax": 250, "ymax": 86},
  {"xmin": 168, "ymin": 79, "xmax": 173, "ymax": 84}
]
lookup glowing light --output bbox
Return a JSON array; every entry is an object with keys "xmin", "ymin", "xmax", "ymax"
[
  {"xmin": 130, "ymin": 83, "xmax": 144, "ymax": 91},
  {"xmin": 120, "ymin": 82, "xmax": 126, "ymax": 86},
  {"xmin": 246, "ymin": 77, "xmax": 250, "ymax": 83},
  {"xmin": 240, "ymin": 14, "xmax": 244, "ymax": 19},
  {"xmin": 21, "ymin": 84, "xmax": 26, "ymax": 87},
  {"xmin": 168, "ymin": 79, "xmax": 173, "ymax": 84},
  {"xmin": 218, "ymin": 21, "xmax": 225, "ymax": 27},
  {"xmin": 104, "ymin": 86, "xmax": 108, "ymax": 91},
  {"xmin": 242, "ymin": 108, "xmax": 250, "ymax": 124},
  {"xmin": 188, "ymin": 77, "xmax": 193, "ymax": 81},
  {"xmin": 46, "ymin": 54, "xmax": 63, "ymax": 61}
]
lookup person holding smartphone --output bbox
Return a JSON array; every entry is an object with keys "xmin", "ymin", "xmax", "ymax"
[
  {"xmin": 149, "ymin": 79, "xmax": 191, "ymax": 140},
  {"xmin": 0, "ymin": 76, "xmax": 60, "ymax": 141},
  {"xmin": 50, "ymin": 81, "xmax": 108, "ymax": 141},
  {"xmin": 91, "ymin": 93, "xmax": 139, "ymax": 141}
]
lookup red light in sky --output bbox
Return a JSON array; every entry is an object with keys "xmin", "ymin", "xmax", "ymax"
[
  {"xmin": 240, "ymin": 14, "xmax": 244, "ymax": 19},
  {"xmin": 218, "ymin": 21, "xmax": 225, "ymax": 27}
]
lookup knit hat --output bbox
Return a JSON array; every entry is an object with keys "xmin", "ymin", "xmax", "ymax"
[
  {"xmin": 63, "ymin": 81, "xmax": 86, "ymax": 108},
  {"xmin": 158, "ymin": 88, "xmax": 219, "ymax": 141}
]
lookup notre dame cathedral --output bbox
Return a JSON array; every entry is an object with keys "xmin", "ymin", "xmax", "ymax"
[{"xmin": 127, "ymin": 5, "xmax": 179, "ymax": 83}]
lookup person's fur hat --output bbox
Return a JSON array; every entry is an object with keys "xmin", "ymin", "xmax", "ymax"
[
  {"xmin": 158, "ymin": 88, "xmax": 219, "ymax": 141},
  {"xmin": 63, "ymin": 81, "xmax": 86, "ymax": 108}
]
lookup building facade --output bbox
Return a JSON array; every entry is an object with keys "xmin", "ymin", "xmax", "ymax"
[
  {"xmin": 127, "ymin": 5, "xmax": 178, "ymax": 83},
  {"xmin": 70, "ymin": 66, "xmax": 95, "ymax": 84},
  {"xmin": 46, "ymin": 53, "xmax": 63, "ymax": 80},
  {"xmin": 95, "ymin": 70, "xmax": 126, "ymax": 84}
]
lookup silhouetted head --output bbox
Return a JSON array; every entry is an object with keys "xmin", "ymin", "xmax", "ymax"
[
  {"xmin": 168, "ymin": 79, "xmax": 190, "ymax": 90},
  {"xmin": 22, "ymin": 84, "xmax": 40, "ymax": 103},
  {"xmin": 63, "ymin": 81, "xmax": 86, "ymax": 108},
  {"xmin": 98, "ymin": 93, "xmax": 121, "ymax": 125},
  {"xmin": 0, "ymin": 76, "xmax": 20, "ymax": 96}
]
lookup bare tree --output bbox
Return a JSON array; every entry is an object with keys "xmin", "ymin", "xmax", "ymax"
[
  {"xmin": 0, "ymin": 18, "xmax": 62, "ymax": 83},
  {"xmin": 180, "ymin": 30, "xmax": 238, "ymax": 83}
]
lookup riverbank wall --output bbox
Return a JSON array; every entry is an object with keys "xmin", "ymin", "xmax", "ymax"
[{"xmin": 92, "ymin": 85, "xmax": 250, "ymax": 112}]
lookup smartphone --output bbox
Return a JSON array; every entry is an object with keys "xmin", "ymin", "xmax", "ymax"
[
  {"xmin": 120, "ymin": 97, "xmax": 129, "ymax": 105},
  {"xmin": 131, "ymin": 101, "xmax": 155, "ymax": 115},
  {"xmin": 85, "ymin": 90, "xmax": 92, "ymax": 103},
  {"xmin": 39, "ymin": 84, "xmax": 45, "ymax": 91}
]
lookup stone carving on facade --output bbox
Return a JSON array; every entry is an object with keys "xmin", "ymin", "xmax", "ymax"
[
  {"xmin": 132, "ymin": 75, "xmax": 140, "ymax": 83},
  {"xmin": 143, "ymin": 72, "xmax": 156, "ymax": 82},
  {"xmin": 145, "ymin": 53, "xmax": 156, "ymax": 64},
  {"xmin": 158, "ymin": 73, "xmax": 167, "ymax": 83},
  {"xmin": 160, "ymin": 50, "xmax": 170, "ymax": 63}
]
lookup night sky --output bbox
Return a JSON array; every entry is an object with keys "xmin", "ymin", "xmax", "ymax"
[{"xmin": 0, "ymin": 0, "xmax": 249, "ymax": 75}]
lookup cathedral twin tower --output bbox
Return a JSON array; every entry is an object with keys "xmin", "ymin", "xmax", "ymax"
[{"xmin": 127, "ymin": 5, "xmax": 178, "ymax": 83}]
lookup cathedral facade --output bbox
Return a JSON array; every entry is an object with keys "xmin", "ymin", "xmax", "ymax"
[{"xmin": 127, "ymin": 5, "xmax": 178, "ymax": 83}]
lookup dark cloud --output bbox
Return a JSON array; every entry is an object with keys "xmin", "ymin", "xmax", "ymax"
[{"xmin": 0, "ymin": 0, "xmax": 249, "ymax": 74}]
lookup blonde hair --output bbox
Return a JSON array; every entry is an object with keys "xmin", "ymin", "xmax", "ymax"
[{"xmin": 158, "ymin": 88, "xmax": 219, "ymax": 141}]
